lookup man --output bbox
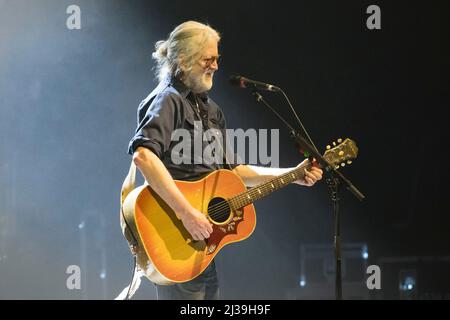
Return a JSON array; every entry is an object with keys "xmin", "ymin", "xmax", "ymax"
[{"xmin": 127, "ymin": 21, "xmax": 323, "ymax": 299}]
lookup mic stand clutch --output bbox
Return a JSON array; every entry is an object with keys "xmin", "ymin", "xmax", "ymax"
[{"xmin": 251, "ymin": 91, "xmax": 365, "ymax": 300}]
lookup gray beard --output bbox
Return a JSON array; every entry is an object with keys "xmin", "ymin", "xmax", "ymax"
[{"xmin": 184, "ymin": 74, "xmax": 212, "ymax": 93}]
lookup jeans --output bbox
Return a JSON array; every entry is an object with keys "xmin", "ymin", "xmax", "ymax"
[{"xmin": 155, "ymin": 260, "xmax": 219, "ymax": 300}]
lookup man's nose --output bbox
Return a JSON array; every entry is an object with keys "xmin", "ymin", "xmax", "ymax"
[{"xmin": 210, "ymin": 59, "xmax": 219, "ymax": 71}]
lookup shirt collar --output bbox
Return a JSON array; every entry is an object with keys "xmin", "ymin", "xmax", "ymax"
[{"xmin": 165, "ymin": 75, "xmax": 210, "ymax": 103}]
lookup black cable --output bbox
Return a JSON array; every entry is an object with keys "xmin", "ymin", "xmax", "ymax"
[
  {"xmin": 279, "ymin": 88, "xmax": 319, "ymax": 153},
  {"xmin": 120, "ymin": 205, "xmax": 140, "ymax": 300}
]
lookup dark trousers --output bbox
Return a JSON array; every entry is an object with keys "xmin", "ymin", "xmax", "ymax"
[{"xmin": 155, "ymin": 260, "xmax": 219, "ymax": 300}]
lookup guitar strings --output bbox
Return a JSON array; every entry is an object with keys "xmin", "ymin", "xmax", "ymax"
[
  {"xmin": 206, "ymin": 163, "xmax": 308, "ymax": 220},
  {"xmin": 205, "ymin": 163, "xmax": 310, "ymax": 221}
]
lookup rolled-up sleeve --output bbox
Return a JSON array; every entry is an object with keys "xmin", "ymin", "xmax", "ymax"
[{"xmin": 128, "ymin": 93, "xmax": 180, "ymax": 158}]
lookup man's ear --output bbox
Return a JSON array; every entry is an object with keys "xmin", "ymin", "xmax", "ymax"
[{"xmin": 177, "ymin": 54, "xmax": 187, "ymax": 73}]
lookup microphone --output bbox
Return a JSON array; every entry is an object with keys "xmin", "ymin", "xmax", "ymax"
[{"xmin": 229, "ymin": 75, "xmax": 281, "ymax": 92}]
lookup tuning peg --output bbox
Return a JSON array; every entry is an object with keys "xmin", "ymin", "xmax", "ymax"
[
  {"xmin": 338, "ymin": 151, "xmax": 344, "ymax": 156},
  {"xmin": 341, "ymin": 162, "xmax": 346, "ymax": 167},
  {"xmin": 326, "ymin": 145, "xmax": 331, "ymax": 150},
  {"xmin": 337, "ymin": 138, "xmax": 342, "ymax": 143},
  {"xmin": 347, "ymin": 160, "xmax": 352, "ymax": 165},
  {"xmin": 332, "ymin": 141, "xmax": 337, "ymax": 146}
]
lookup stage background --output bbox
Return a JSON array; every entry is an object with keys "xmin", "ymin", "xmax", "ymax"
[{"xmin": 0, "ymin": 0, "xmax": 449, "ymax": 299}]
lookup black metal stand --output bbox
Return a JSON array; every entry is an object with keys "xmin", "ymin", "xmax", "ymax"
[
  {"xmin": 328, "ymin": 173, "xmax": 342, "ymax": 300},
  {"xmin": 251, "ymin": 90, "xmax": 365, "ymax": 300}
]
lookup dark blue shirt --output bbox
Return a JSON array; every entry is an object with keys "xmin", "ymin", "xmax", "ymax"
[{"xmin": 128, "ymin": 76, "xmax": 238, "ymax": 181}]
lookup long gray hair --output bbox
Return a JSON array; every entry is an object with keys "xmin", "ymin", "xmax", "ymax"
[{"xmin": 152, "ymin": 21, "xmax": 221, "ymax": 82}]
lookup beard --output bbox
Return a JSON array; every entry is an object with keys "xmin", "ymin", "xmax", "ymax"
[{"xmin": 185, "ymin": 72, "xmax": 213, "ymax": 93}]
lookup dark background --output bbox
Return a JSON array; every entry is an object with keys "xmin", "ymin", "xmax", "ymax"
[{"xmin": 0, "ymin": 0, "xmax": 449, "ymax": 299}]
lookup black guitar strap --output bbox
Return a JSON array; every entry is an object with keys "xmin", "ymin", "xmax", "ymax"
[{"xmin": 192, "ymin": 94, "xmax": 234, "ymax": 171}]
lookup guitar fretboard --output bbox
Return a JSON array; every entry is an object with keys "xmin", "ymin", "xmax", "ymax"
[{"xmin": 228, "ymin": 162, "xmax": 313, "ymax": 210}]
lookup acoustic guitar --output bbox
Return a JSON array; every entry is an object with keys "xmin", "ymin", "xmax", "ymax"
[{"xmin": 122, "ymin": 138, "xmax": 358, "ymax": 284}]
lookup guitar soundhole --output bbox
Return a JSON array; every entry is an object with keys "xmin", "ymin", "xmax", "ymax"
[{"xmin": 207, "ymin": 197, "xmax": 231, "ymax": 223}]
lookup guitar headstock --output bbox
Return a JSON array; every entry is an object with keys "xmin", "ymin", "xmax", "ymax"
[{"xmin": 323, "ymin": 138, "xmax": 358, "ymax": 169}]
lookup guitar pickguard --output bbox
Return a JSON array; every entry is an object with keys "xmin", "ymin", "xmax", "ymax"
[{"xmin": 206, "ymin": 209, "xmax": 244, "ymax": 255}]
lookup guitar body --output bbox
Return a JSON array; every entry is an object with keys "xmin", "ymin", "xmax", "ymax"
[{"xmin": 122, "ymin": 169, "xmax": 256, "ymax": 285}]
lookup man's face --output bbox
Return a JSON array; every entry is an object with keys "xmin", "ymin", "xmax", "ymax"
[{"xmin": 183, "ymin": 37, "xmax": 219, "ymax": 93}]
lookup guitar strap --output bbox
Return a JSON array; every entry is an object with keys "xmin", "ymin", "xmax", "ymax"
[
  {"xmin": 192, "ymin": 94, "xmax": 234, "ymax": 171},
  {"xmin": 120, "ymin": 160, "xmax": 139, "ymax": 248},
  {"xmin": 116, "ymin": 160, "xmax": 143, "ymax": 300}
]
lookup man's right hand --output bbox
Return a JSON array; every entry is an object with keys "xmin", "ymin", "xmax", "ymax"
[{"xmin": 180, "ymin": 207, "xmax": 213, "ymax": 241}]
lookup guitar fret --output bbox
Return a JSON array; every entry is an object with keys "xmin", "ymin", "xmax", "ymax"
[{"xmin": 231, "ymin": 163, "xmax": 312, "ymax": 210}]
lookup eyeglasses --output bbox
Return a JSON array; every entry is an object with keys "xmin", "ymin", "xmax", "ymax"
[{"xmin": 200, "ymin": 55, "xmax": 221, "ymax": 67}]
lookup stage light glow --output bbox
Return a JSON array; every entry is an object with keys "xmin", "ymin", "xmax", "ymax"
[
  {"xmin": 299, "ymin": 275, "xmax": 306, "ymax": 287},
  {"xmin": 362, "ymin": 245, "xmax": 369, "ymax": 260}
]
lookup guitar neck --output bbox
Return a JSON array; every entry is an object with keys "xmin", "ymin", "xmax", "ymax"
[{"xmin": 228, "ymin": 162, "xmax": 313, "ymax": 210}]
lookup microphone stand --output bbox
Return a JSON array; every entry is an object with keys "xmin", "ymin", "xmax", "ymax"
[{"xmin": 251, "ymin": 90, "xmax": 365, "ymax": 300}]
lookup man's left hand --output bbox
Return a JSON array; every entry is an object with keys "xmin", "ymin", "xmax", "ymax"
[{"xmin": 293, "ymin": 159, "xmax": 323, "ymax": 186}]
